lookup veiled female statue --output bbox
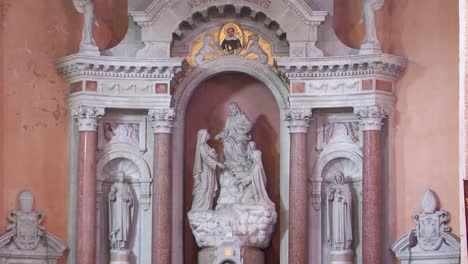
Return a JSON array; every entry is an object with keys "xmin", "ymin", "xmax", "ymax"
[
  {"xmin": 241, "ymin": 142, "xmax": 274, "ymax": 208},
  {"xmin": 192, "ymin": 129, "xmax": 225, "ymax": 210},
  {"xmin": 109, "ymin": 172, "xmax": 134, "ymax": 250},
  {"xmin": 215, "ymin": 102, "xmax": 252, "ymax": 169},
  {"xmin": 327, "ymin": 172, "xmax": 353, "ymax": 251}
]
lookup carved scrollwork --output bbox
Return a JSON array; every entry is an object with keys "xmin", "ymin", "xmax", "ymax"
[
  {"xmin": 148, "ymin": 108, "xmax": 176, "ymax": 134},
  {"xmin": 72, "ymin": 105, "xmax": 105, "ymax": 131},
  {"xmin": 353, "ymin": 105, "xmax": 388, "ymax": 131},
  {"xmin": 285, "ymin": 108, "xmax": 312, "ymax": 133}
]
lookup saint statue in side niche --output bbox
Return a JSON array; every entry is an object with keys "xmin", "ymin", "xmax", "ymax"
[{"xmin": 221, "ymin": 27, "xmax": 242, "ymax": 54}]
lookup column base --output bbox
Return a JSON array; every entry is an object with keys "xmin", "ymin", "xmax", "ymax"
[
  {"xmin": 110, "ymin": 249, "xmax": 130, "ymax": 264},
  {"xmin": 330, "ymin": 250, "xmax": 354, "ymax": 264},
  {"xmin": 199, "ymin": 246, "xmax": 264, "ymax": 264}
]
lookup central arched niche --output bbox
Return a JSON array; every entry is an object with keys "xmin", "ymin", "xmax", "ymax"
[{"xmin": 183, "ymin": 72, "xmax": 281, "ymax": 264}]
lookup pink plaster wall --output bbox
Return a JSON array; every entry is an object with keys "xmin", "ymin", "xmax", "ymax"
[
  {"xmin": 0, "ymin": 1, "xmax": 125, "ymax": 263},
  {"xmin": 183, "ymin": 73, "xmax": 281, "ymax": 264},
  {"xmin": 334, "ymin": 0, "xmax": 460, "ymax": 253}
]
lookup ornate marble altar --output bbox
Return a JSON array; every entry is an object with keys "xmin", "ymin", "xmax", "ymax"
[
  {"xmin": 188, "ymin": 103, "xmax": 277, "ymax": 263},
  {"xmin": 56, "ymin": 0, "xmax": 408, "ymax": 263},
  {"xmin": 392, "ymin": 190, "xmax": 460, "ymax": 264},
  {"xmin": 0, "ymin": 191, "xmax": 66, "ymax": 264}
]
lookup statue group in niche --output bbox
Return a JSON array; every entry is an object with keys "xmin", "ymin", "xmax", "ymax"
[
  {"xmin": 190, "ymin": 23, "xmax": 272, "ymax": 66},
  {"xmin": 189, "ymin": 102, "xmax": 276, "ymax": 249}
]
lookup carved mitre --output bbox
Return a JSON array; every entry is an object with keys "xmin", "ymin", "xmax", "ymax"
[
  {"xmin": 412, "ymin": 189, "xmax": 450, "ymax": 251},
  {"xmin": 7, "ymin": 191, "xmax": 45, "ymax": 250},
  {"xmin": 285, "ymin": 108, "xmax": 312, "ymax": 133}
]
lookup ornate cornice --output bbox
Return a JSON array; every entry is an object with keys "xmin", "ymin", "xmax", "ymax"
[
  {"xmin": 148, "ymin": 108, "xmax": 176, "ymax": 134},
  {"xmin": 353, "ymin": 105, "xmax": 388, "ymax": 131},
  {"xmin": 56, "ymin": 54, "xmax": 183, "ymax": 81},
  {"xmin": 276, "ymin": 53, "xmax": 406, "ymax": 79},
  {"xmin": 285, "ymin": 108, "xmax": 312, "ymax": 133},
  {"xmin": 72, "ymin": 106, "xmax": 105, "ymax": 131}
]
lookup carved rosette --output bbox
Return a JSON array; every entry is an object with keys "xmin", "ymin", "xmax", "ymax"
[
  {"xmin": 285, "ymin": 108, "xmax": 312, "ymax": 133},
  {"xmin": 148, "ymin": 108, "xmax": 176, "ymax": 134},
  {"xmin": 354, "ymin": 105, "xmax": 388, "ymax": 131},
  {"xmin": 72, "ymin": 106, "xmax": 105, "ymax": 131}
]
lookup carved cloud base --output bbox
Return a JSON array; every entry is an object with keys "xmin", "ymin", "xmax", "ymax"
[
  {"xmin": 199, "ymin": 245, "xmax": 264, "ymax": 264},
  {"xmin": 188, "ymin": 204, "xmax": 277, "ymax": 249}
]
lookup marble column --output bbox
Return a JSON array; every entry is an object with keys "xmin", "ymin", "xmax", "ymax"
[
  {"xmin": 149, "ymin": 108, "xmax": 176, "ymax": 264},
  {"xmin": 285, "ymin": 109, "xmax": 312, "ymax": 264},
  {"xmin": 354, "ymin": 105, "xmax": 387, "ymax": 264},
  {"xmin": 73, "ymin": 106, "xmax": 104, "ymax": 264}
]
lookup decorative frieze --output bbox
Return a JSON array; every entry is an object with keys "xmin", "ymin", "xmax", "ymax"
[
  {"xmin": 285, "ymin": 108, "xmax": 312, "ymax": 133},
  {"xmin": 148, "ymin": 108, "xmax": 176, "ymax": 134},
  {"xmin": 73, "ymin": 106, "xmax": 105, "ymax": 131},
  {"xmin": 354, "ymin": 105, "xmax": 388, "ymax": 131}
]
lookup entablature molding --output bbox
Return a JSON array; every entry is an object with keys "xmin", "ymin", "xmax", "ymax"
[
  {"xmin": 276, "ymin": 53, "xmax": 406, "ymax": 80},
  {"xmin": 67, "ymin": 93, "xmax": 172, "ymax": 110},
  {"xmin": 288, "ymin": 91, "xmax": 395, "ymax": 112},
  {"xmin": 57, "ymin": 54, "xmax": 183, "ymax": 81}
]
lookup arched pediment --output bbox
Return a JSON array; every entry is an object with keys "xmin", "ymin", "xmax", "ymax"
[{"xmin": 129, "ymin": 0, "xmax": 327, "ymax": 58}]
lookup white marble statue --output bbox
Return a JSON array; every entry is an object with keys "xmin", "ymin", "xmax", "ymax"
[
  {"xmin": 73, "ymin": 0, "xmax": 99, "ymax": 54},
  {"xmin": 192, "ymin": 129, "xmax": 225, "ymax": 210},
  {"xmin": 327, "ymin": 172, "xmax": 353, "ymax": 252},
  {"xmin": 109, "ymin": 171, "xmax": 134, "ymax": 250},
  {"xmin": 241, "ymin": 142, "xmax": 275, "ymax": 208},
  {"xmin": 188, "ymin": 103, "xmax": 277, "ymax": 255},
  {"xmin": 215, "ymin": 102, "xmax": 252, "ymax": 169},
  {"xmin": 360, "ymin": 0, "xmax": 384, "ymax": 53}
]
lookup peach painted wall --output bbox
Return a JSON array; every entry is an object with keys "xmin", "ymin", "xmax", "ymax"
[
  {"xmin": 183, "ymin": 73, "xmax": 281, "ymax": 264},
  {"xmin": 334, "ymin": 0, "xmax": 460, "ymax": 254},
  {"xmin": 0, "ymin": 1, "xmax": 125, "ymax": 263}
]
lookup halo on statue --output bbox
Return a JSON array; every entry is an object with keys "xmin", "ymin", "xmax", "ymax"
[{"xmin": 219, "ymin": 23, "xmax": 244, "ymax": 47}]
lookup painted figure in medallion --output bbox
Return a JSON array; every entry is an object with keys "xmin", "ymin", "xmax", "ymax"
[
  {"xmin": 109, "ymin": 171, "xmax": 134, "ymax": 250},
  {"xmin": 221, "ymin": 27, "xmax": 242, "ymax": 54},
  {"xmin": 6, "ymin": 191, "xmax": 45, "ymax": 250}
]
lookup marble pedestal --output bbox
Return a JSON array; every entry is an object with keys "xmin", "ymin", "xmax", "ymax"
[
  {"xmin": 330, "ymin": 250, "xmax": 353, "ymax": 264},
  {"xmin": 199, "ymin": 246, "xmax": 264, "ymax": 264},
  {"xmin": 110, "ymin": 249, "xmax": 130, "ymax": 264}
]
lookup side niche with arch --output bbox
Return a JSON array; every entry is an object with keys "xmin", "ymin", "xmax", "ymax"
[
  {"xmin": 309, "ymin": 113, "xmax": 363, "ymax": 264},
  {"xmin": 95, "ymin": 145, "xmax": 153, "ymax": 264}
]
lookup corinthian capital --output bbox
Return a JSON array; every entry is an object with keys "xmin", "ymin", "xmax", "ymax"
[
  {"xmin": 148, "ymin": 108, "xmax": 176, "ymax": 134},
  {"xmin": 354, "ymin": 105, "xmax": 388, "ymax": 131},
  {"xmin": 72, "ymin": 106, "xmax": 105, "ymax": 131},
  {"xmin": 285, "ymin": 108, "xmax": 312, "ymax": 133}
]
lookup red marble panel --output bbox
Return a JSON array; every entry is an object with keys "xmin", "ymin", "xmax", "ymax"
[
  {"xmin": 362, "ymin": 79, "xmax": 373, "ymax": 90},
  {"xmin": 155, "ymin": 83, "xmax": 169, "ymax": 94},
  {"xmin": 70, "ymin": 81, "xmax": 83, "ymax": 93},
  {"xmin": 291, "ymin": 82, "xmax": 305, "ymax": 93},
  {"xmin": 376, "ymin": 80, "xmax": 393, "ymax": 93},
  {"xmin": 85, "ymin": 81, "xmax": 98, "ymax": 91}
]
